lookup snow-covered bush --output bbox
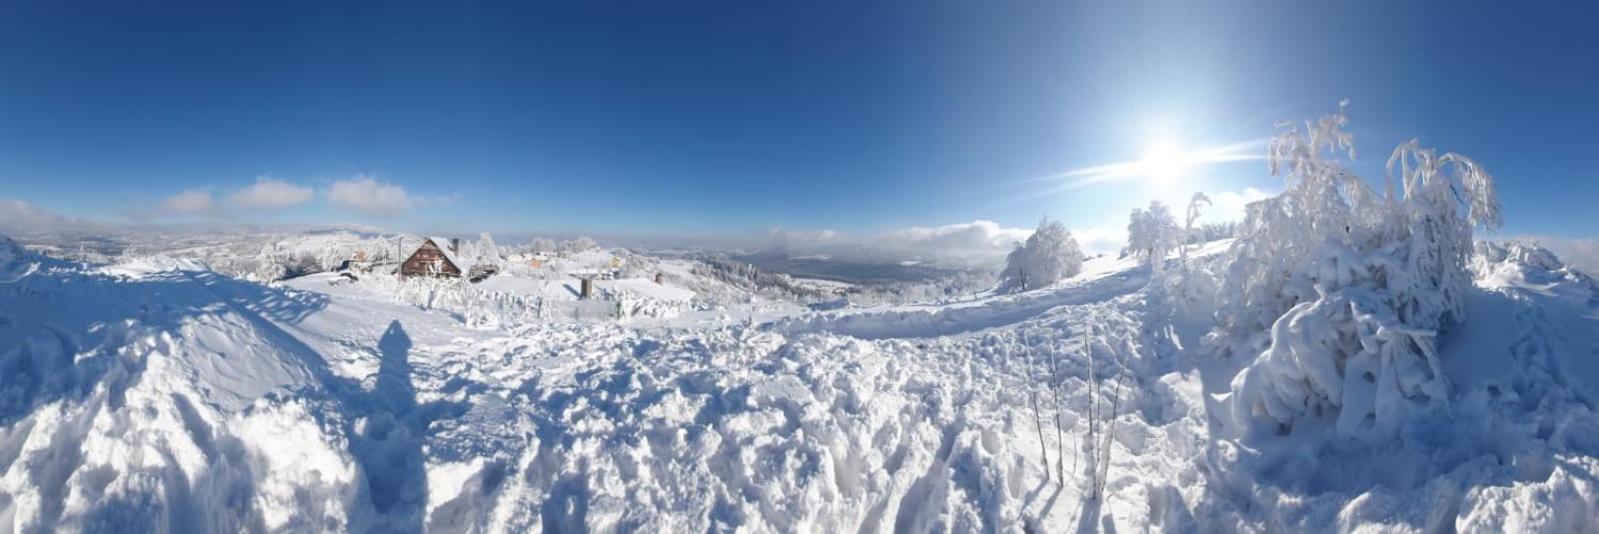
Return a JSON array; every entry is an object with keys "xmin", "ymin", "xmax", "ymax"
[
  {"xmin": 363, "ymin": 272, "xmax": 670, "ymax": 326},
  {"xmin": 1165, "ymin": 193, "xmax": 1220, "ymax": 312},
  {"xmin": 1217, "ymin": 101, "xmax": 1500, "ymax": 438},
  {"xmin": 1126, "ymin": 201, "xmax": 1179, "ymax": 275},
  {"xmin": 999, "ymin": 217, "xmax": 1084, "ymax": 292}
]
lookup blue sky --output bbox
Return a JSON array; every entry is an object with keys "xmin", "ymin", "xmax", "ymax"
[{"xmin": 1, "ymin": 1, "xmax": 1596, "ymax": 247}]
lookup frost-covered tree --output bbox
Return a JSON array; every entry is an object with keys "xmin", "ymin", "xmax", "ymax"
[
  {"xmin": 1126, "ymin": 201, "xmax": 1179, "ymax": 274},
  {"xmin": 475, "ymin": 232, "xmax": 502, "ymax": 268},
  {"xmin": 1000, "ymin": 217, "xmax": 1084, "ymax": 292},
  {"xmin": 560, "ymin": 236, "xmax": 597, "ymax": 254},
  {"xmin": 1002, "ymin": 244, "xmax": 1029, "ymax": 290},
  {"xmin": 1181, "ymin": 192, "xmax": 1211, "ymax": 267},
  {"xmin": 1215, "ymin": 101, "xmax": 1500, "ymax": 439}
]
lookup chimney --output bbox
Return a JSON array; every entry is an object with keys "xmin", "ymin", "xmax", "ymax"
[{"xmin": 450, "ymin": 238, "xmax": 460, "ymax": 253}]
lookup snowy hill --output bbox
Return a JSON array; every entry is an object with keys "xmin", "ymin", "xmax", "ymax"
[{"xmin": 2, "ymin": 230, "xmax": 1597, "ymax": 531}]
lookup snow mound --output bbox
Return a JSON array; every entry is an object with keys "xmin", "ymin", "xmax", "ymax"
[
  {"xmin": 0, "ymin": 236, "xmax": 47, "ymax": 281},
  {"xmin": 1199, "ymin": 240, "xmax": 1599, "ymax": 532},
  {"xmin": 96, "ymin": 256, "xmax": 213, "ymax": 278},
  {"xmin": 0, "ymin": 257, "xmax": 345, "ymax": 530}
]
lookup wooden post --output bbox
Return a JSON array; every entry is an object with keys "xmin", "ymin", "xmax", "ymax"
[{"xmin": 581, "ymin": 277, "xmax": 593, "ymax": 299}]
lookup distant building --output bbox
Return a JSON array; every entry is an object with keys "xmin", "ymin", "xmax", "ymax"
[
  {"xmin": 400, "ymin": 237, "xmax": 463, "ymax": 278},
  {"xmin": 468, "ymin": 263, "xmax": 499, "ymax": 282}
]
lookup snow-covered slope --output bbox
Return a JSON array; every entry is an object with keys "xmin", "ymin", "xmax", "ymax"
[{"xmin": 1, "ymin": 233, "xmax": 1597, "ymax": 532}]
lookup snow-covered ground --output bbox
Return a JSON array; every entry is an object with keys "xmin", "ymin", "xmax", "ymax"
[{"xmin": 1, "ymin": 231, "xmax": 1597, "ymax": 532}]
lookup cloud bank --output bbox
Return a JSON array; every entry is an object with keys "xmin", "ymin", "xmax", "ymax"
[
  {"xmin": 324, "ymin": 176, "xmax": 434, "ymax": 215},
  {"xmin": 157, "ymin": 189, "xmax": 217, "ymax": 217},
  {"xmin": 227, "ymin": 177, "xmax": 314, "ymax": 211},
  {"xmin": 0, "ymin": 200, "xmax": 99, "ymax": 235},
  {"xmin": 137, "ymin": 175, "xmax": 448, "ymax": 220}
]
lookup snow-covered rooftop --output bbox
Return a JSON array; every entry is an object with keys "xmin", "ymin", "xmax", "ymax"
[{"xmin": 425, "ymin": 235, "xmax": 466, "ymax": 269}]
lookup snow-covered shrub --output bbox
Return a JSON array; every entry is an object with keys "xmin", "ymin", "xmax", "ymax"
[
  {"xmin": 1126, "ymin": 201, "xmax": 1179, "ymax": 275},
  {"xmin": 999, "ymin": 217, "xmax": 1084, "ymax": 292},
  {"xmin": 1217, "ymin": 101, "xmax": 1500, "ymax": 438},
  {"xmin": 363, "ymin": 273, "xmax": 670, "ymax": 326},
  {"xmin": 1165, "ymin": 193, "xmax": 1221, "ymax": 312}
]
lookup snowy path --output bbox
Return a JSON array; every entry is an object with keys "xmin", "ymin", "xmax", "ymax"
[{"xmin": 765, "ymin": 260, "xmax": 1151, "ymax": 340}]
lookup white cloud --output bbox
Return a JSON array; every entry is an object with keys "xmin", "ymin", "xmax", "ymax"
[
  {"xmin": 768, "ymin": 228, "xmax": 840, "ymax": 247},
  {"xmin": 157, "ymin": 189, "xmax": 216, "ymax": 217},
  {"xmin": 879, "ymin": 219, "xmax": 1029, "ymax": 259},
  {"xmin": 1071, "ymin": 225, "xmax": 1127, "ymax": 257},
  {"xmin": 227, "ymin": 177, "xmax": 313, "ymax": 211},
  {"xmin": 1207, "ymin": 187, "xmax": 1271, "ymax": 223},
  {"xmin": 0, "ymin": 199, "xmax": 106, "ymax": 235},
  {"xmin": 325, "ymin": 176, "xmax": 413, "ymax": 215},
  {"xmin": 0, "ymin": 200, "xmax": 68, "ymax": 229}
]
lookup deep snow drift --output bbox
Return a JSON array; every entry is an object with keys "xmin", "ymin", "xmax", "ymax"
[{"xmin": 2, "ymin": 231, "xmax": 1597, "ymax": 532}]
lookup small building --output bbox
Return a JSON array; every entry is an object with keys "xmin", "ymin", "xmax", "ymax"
[
  {"xmin": 400, "ymin": 237, "xmax": 464, "ymax": 278},
  {"xmin": 468, "ymin": 263, "xmax": 499, "ymax": 283}
]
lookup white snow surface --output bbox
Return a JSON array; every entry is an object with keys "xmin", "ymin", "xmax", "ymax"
[{"xmin": 1, "ymin": 234, "xmax": 1597, "ymax": 532}]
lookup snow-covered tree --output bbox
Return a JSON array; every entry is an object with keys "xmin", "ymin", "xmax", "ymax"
[
  {"xmin": 1215, "ymin": 101, "xmax": 1501, "ymax": 439},
  {"xmin": 1126, "ymin": 201, "xmax": 1179, "ymax": 274},
  {"xmin": 560, "ymin": 236, "xmax": 597, "ymax": 254},
  {"xmin": 1002, "ymin": 244, "xmax": 1029, "ymax": 290},
  {"xmin": 1000, "ymin": 217, "xmax": 1084, "ymax": 292},
  {"xmin": 1181, "ymin": 192, "xmax": 1211, "ymax": 267},
  {"xmin": 475, "ymin": 232, "xmax": 502, "ymax": 268}
]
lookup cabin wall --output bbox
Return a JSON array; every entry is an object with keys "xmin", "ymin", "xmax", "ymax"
[{"xmin": 400, "ymin": 241, "xmax": 461, "ymax": 277}]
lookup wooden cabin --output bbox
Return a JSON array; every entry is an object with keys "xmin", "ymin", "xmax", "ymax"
[{"xmin": 400, "ymin": 237, "xmax": 463, "ymax": 278}]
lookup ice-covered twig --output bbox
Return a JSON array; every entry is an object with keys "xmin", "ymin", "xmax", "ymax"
[{"xmin": 1020, "ymin": 342, "xmax": 1050, "ymax": 482}]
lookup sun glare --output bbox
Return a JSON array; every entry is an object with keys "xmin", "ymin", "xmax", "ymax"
[{"xmin": 1141, "ymin": 140, "xmax": 1190, "ymax": 184}]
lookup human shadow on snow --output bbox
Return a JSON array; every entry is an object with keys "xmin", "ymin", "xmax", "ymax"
[
  {"xmin": 343, "ymin": 321, "xmax": 468, "ymax": 532},
  {"xmin": 0, "ymin": 260, "xmax": 478, "ymax": 531}
]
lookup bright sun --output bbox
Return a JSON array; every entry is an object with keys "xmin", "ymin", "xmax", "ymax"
[{"xmin": 1141, "ymin": 140, "xmax": 1190, "ymax": 184}]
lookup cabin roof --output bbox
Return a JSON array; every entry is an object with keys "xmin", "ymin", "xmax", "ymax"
[{"xmin": 423, "ymin": 236, "xmax": 464, "ymax": 270}]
